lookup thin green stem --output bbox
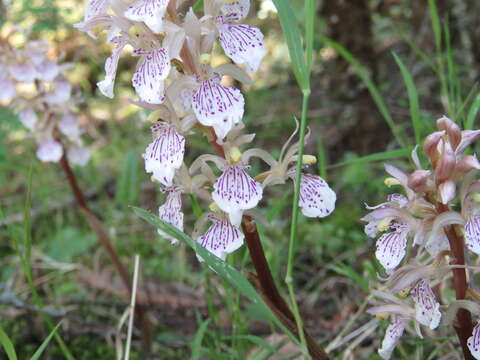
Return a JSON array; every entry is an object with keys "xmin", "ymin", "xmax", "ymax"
[{"xmin": 285, "ymin": 91, "xmax": 311, "ymax": 359}]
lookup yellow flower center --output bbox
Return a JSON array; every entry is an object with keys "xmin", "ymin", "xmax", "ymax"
[
  {"xmin": 302, "ymin": 155, "xmax": 317, "ymax": 165},
  {"xmin": 384, "ymin": 177, "xmax": 401, "ymax": 187}
]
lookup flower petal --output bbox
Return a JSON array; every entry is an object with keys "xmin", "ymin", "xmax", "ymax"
[
  {"xmin": 191, "ymin": 75, "xmax": 244, "ymax": 140},
  {"xmin": 221, "ymin": 0, "xmax": 250, "ymax": 20},
  {"xmin": 18, "ymin": 108, "xmax": 38, "ymax": 130},
  {"xmin": 143, "ymin": 123, "xmax": 185, "ymax": 186},
  {"xmin": 97, "ymin": 36, "xmax": 127, "ymax": 98},
  {"xmin": 9, "ymin": 63, "xmax": 37, "ymax": 83},
  {"xmin": 197, "ymin": 217, "xmax": 244, "ymax": 260},
  {"xmin": 67, "ymin": 145, "xmax": 91, "ymax": 166},
  {"xmin": 59, "ymin": 113, "xmax": 82, "ymax": 140},
  {"xmin": 44, "ymin": 77, "xmax": 72, "ymax": 104},
  {"xmin": 84, "ymin": 0, "xmax": 109, "ymax": 22},
  {"xmin": 468, "ymin": 320, "xmax": 480, "ymax": 360},
  {"xmin": 36, "ymin": 140, "xmax": 63, "ymax": 163},
  {"xmin": 0, "ymin": 78, "xmax": 16, "ymax": 102},
  {"xmin": 158, "ymin": 188, "xmax": 184, "ymax": 244},
  {"xmin": 212, "ymin": 164, "xmax": 263, "ymax": 226},
  {"xmin": 35, "ymin": 59, "xmax": 60, "ymax": 82},
  {"xmin": 411, "ymin": 279, "xmax": 442, "ymax": 330},
  {"xmin": 218, "ymin": 22, "xmax": 266, "ymax": 72},
  {"xmin": 132, "ymin": 48, "xmax": 170, "ymax": 104},
  {"xmin": 378, "ymin": 317, "xmax": 408, "ymax": 360},
  {"xmin": 466, "ymin": 216, "xmax": 480, "ymax": 254},
  {"xmin": 124, "ymin": 0, "xmax": 168, "ymax": 33},
  {"xmin": 375, "ymin": 224, "xmax": 409, "ymax": 271},
  {"xmin": 291, "ymin": 173, "xmax": 336, "ymax": 218}
]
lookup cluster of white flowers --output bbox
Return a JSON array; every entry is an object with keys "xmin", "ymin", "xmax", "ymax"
[
  {"xmin": 76, "ymin": 0, "xmax": 336, "ymax": 260},
  {"xmin": 362, "ymin": 117, "xmax": 480, "ymax": 359},
  {"xmin": 0, "ymin": 28, "xmax": 91, "ymax": 166}
]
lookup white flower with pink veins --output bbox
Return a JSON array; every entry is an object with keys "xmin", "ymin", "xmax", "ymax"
[
  {"xmin": 143, "ymin": 122, "xmax": 185, "ymax": 186},
  {"xmin": 124, "ymin": 0, "xmax": 169, "ymax": 34},
  {"xmin": 191, "ymin": 72, "xmax": 244, "ymax": 140},
  {"xmin": 197, "ymin": 214, "xmax": 244, "ymax": 260},
  {"xmin": 158, "ymin": 187, "xmax": 184, "ymax": 244}
]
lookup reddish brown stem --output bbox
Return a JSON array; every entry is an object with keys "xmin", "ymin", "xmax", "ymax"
[
  {"xmin": 437, "ymin": 203, "xmax": 474, "ymax": 360},
  {"xmin": 242, "ymin": 216, "xmax": 330, "ymax": 360},
  {"xmin": 59, "ymin": 154, "xmax": 152, "ymax": 351}
]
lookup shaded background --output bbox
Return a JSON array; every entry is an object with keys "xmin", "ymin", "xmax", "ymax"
[{"xmin": 0, "ymin": 0, "xmax": 479, "ymax": 358}]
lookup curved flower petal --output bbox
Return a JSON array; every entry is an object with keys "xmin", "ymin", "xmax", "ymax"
[
  {"xmin": 59, "ymin": 113, "xmax": 82, "ymax": 140},
  {"xmin": 36, "ymin": 140, "xmax": 63, "ymax": 163},
  {"xmin": 290, "ymin": 172, "xmax": 336, "ymax": 218},
  {"xmin": 221, "ymin": 0, "xmax": 250, "ymax": 21},
  {"xmin": 158, "ymin": 187, "xmax": 184, "ymax": 244},
  {"xmin": 18, "ymin": 108, "xmax": 38, "ymax": 130},
  {"xmin": 192, "ymin": 74, "xmax": 244, "ymax": 140},
  {"xmin": 197, "ymin": 216, "xmax": 244, "ymax": 260},
  {"xmin": 132, "ymin": 48, "xmax": 170, "ymax": 104},
  {"xmin": 365, "ymin": 220, "xmax": 379, "ymax": 238},
  {"xmin": 218, "ymin": 22, "xmax": 266, "ymax": 72},
  {"xmin": 466, "ymin": 216, "xmax": 480, "ymax": 254},
  {"xmin": 97, "ymin": 36, "xmax": 127, "ymax": 98},
  {"xmin": 378, "ymin": 317, "xmax": 408, "ymax": 360},
  {"xmin": 411, "ymin": 279, "xmax": 441, "ymax": 330},
  {"xmin": 375, "ymin": 223, "xmax": 409, "ymax": 271},
  {"xmin": 143, "ymin": 123, "xmax": 185, "ymax": 186},
  {"xmin": 468, "ymin": 320, "xmax": 480, "ymax": 360},
  {"xmin": 212, "ymin": 164, "xmax": 263, "ymax": 226},
  {"xmin": 9, "ymin": 63, "xmax": 37, "ymax": 83},
  {"xmin": 84, "ymin": 0, "xmax": 109, "ymax": 22},
  {"xmin": 124, "ymin": 0, "xmax": 168, "ymax": 33}
]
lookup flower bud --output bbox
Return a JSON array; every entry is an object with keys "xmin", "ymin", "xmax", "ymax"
[
  {"xmin": 435, "ymin": 140, "xmax": 456, "ymax": 183},
  {"xmin": 302, "ymin": 155, "xmax": 317, "ymax": 165},
  {"xmin": 437, "ymin": 116, "xmax": 461, "ymax": 150},
  {"xmin": 407, "ymin": 170, "xmax": 431, "ymax": 193},
  {"xmin": 423, "ymin": 130, "xmax": 445, "ymax": 165}
]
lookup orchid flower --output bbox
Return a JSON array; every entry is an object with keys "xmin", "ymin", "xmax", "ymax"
[{"xmin": 158, "ymin": 186, "xmax": 184, "ymax": 244}]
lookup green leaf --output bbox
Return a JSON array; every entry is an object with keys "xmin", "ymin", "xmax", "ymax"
[
  {"xmin": 328, "ymin": 148, "xmax": 412, "ymax": 169},
  {"xmin": 304, "ymin": 0, "xmax": 316, "ymax": 72},
  {"xmin": 466, "ymin": 92, "xmax": 480, "ymax": 130},
  {"xmin": 323, "ymin": 37, "xmax": 406, "ymax": 147},
  {"xmin": 272, "ymin": 0, "xmax": 308, "ymax": 90},
  {"xmin": 392, "ymin": 52, "xmax": 421, "ymax": 144},
  {"xmin": 131, "ymin": 207, "xmax": 298, "ymax": 344},
  {"xmin": 428, "ymin": 0, "xmax": 442, "ymax": 53},
  {"xmin": 30, "ymin": 322, "xmax": 62, "ymax": 360},
  {"xmin": 0, "ymin": 326, "xmax": 18, "ymax": 360},
  {"xmin": 191, "ymin": 318, "xmax": 210, "ymax": 360},
  {"xmin": 115, "ymin": 150, "xmax": 140, "ymax": 206},
  {"xmin": 328, "ymin": 263, "xmax": 369, "ymax": 292}
]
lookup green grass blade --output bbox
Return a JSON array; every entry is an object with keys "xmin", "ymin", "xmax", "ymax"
[
  {"xmin": 272, "ymin": 0, "xmax": 308, "ymax": 90},
  {"xmin": 392, "ymin": 52, "xmax": 421, "ymax": 144},
  {"xmin": 131, "ymin": 206, "xmax": 299, "ymax": 345},
  {"xmin": 115, "ymin": 150, "xmax": 140, "ymax": 206},
  {"xmin": 30, "ymin": 322, "xmax": 62, "ymax": 360},
  {"xmin": 323, "ymin": 37, "xmax": 406, "ymax": 147},
  {"xmin": 304, "ymin": 0, "xmax": 316, "ymax": 72},
  {"xmin": 192, "ymin": 0, "xmax": 203, "ymax": 12},
  {"xmin": 428, "ymin": 0, "xmax": 441, "ymax": 52},
  {"xmin": 466, "ymin": 92, "xmax": 480, "ymax": 130},
  {"xmin": 0, "ymin": 326, "xmax": 18, "ymax": 360},
  {"xmin": 328, "ymin": 148, "xmax": 412, "ymax": 169},
  {"xmin": 191, "ymin": 318, "xmax": 210, "ymax": 360}
]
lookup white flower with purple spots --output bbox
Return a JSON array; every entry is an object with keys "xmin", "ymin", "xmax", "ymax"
[
  {"xmin": 288, "ymin": 170, "xmax": 336, "ymax": 218},
  {"xmin": 143, "ymin": 122, "xmax": 185, "ymax": 186},
  {"xmin": 97, "ymin": 35, "xmax": 128, "ymax": 98},
  {"xmin": 375, "ymin": 222, "xmax": 410, "ymax": 271},
  {"xmin": 36, "ymin": 140, "xmax": 63, "ymax": 163},
  {"xmin": 378, "ymin": 317, "xmax": 409, "ymax": 360},
  {"xmin": 212, "ymin": 164, "xmax": 262, "ymax": 226},
  {"xmin": 191, "ymin": 73, "xmax": 244, "ymax": 140},
  {"xmin": 411, "ymin": 279, "xmax": 441, "ymax": 330},
  {"xmin": 124, "ymin": 0, "xmax": 168, "ymax": 34},
  {"xmin": 132, "ymin": 47, "xmax": 170, "ymax": 104},
  {"xmin": 197, "ymin": 215, "xmax": 244, "ymax": 260},
  {"xmin": 465, "ymin": 215, "xmax": 480, "ymax": 254},
  {"xmin": 468, "ymin": 320, "xmax": 480, "ymax": 359},
  {"xmin": 158, "ymin": 187, "xmax": 184, "ymax": 244},
  {"xmin": 215, "ymin": 0, "xmax": 266, "ymax": 72}
]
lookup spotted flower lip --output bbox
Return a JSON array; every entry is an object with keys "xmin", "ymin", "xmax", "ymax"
[
  {"xmin": 191, "ymin": 72, "xmax": 244, "ymax": 140},
  {"xmin": 410, "ymin": 279, "xmax": 441, "ymax": 330},
  {"xmin": 158, "ymin": 186, "xmax": 184, "ymax": 244},
  {"xmin": 197, "ymin": 214, "xmax": 244, "ymax": 260},
  {"xmin": 143, "ymin": 122, "xmax": 185, "ymax": 186},
  {"xmin": 97, "ymin": 35, "xmax": 128, "ymax": 98},
  {"xmin": 378, "ymin": 316, "xmax": 409, "ymax": 360},
  {"xmin": 124, "ymin": 0, "xmax": 168, "ymax": 34},
  {"xmin": 288, "ymin": 170, "xmax": 336, "ymax": 218},
  {"xmin": 212, "ymin": 163, "xmax": 263, "ymax": 226},
  {"xmin": 132, "ymin": 47, "xmax": 171, "ymax": 104},
  {"xmin": 468, "ymin": 320, "xmax": 480, "ymax": 359},
  {"xmin": 375, "ymin": 222, "xmax": 410, "ymax": 271}
]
